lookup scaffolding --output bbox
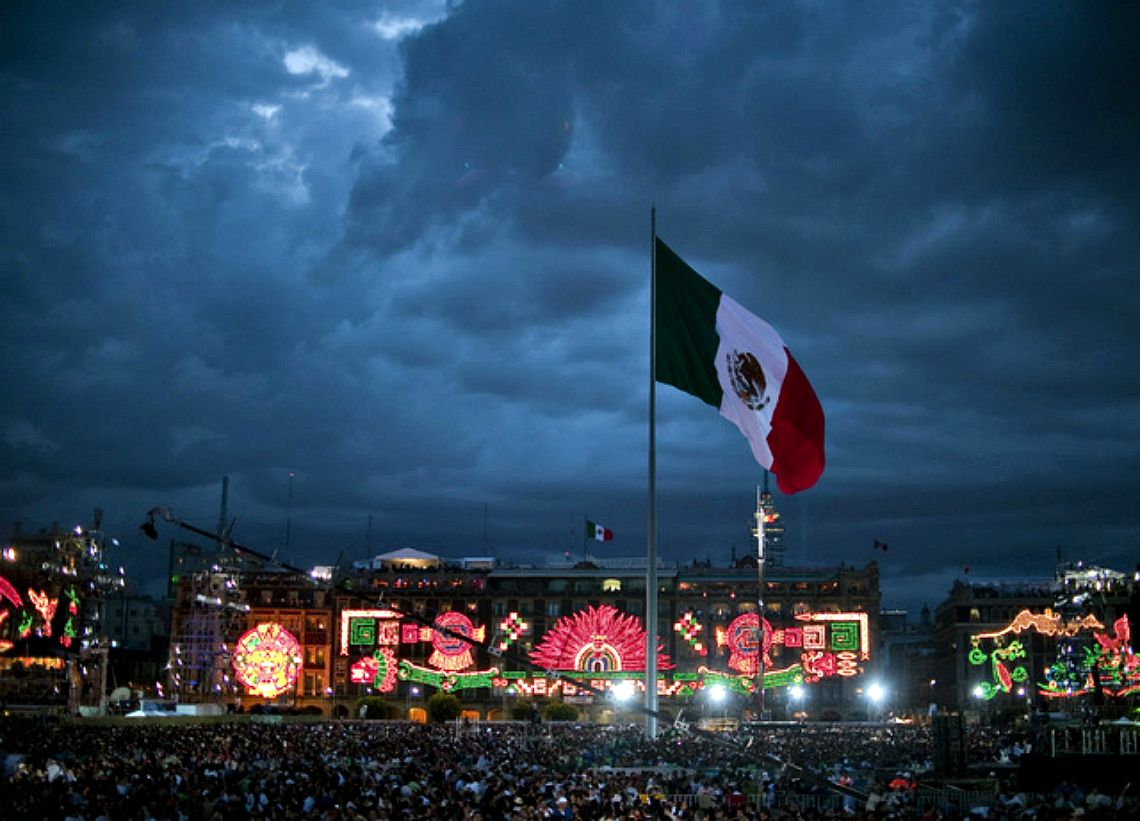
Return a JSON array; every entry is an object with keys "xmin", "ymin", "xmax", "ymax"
[{"xmin": 166, "ymin": 545, "xmax": 249, "ymax": 703}]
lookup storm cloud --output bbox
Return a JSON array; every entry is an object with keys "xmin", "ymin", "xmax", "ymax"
[{"xmin": 2, "ymin": 0, "xmax": 1137, "ymax": 613}]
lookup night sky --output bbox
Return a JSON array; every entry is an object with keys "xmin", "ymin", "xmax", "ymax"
[{"xmin": 2, "ymin": 1, "xmax": 1138, "ymax": 616}]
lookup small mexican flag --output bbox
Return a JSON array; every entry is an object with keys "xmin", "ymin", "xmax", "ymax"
[{"xmin": 585, "ymin": 520, "xmax": 613, "ymax": 542}]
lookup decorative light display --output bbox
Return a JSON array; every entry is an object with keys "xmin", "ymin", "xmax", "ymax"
[
  {"xmin": 399, "ymin": 660, "xmax": 498, "ymax": 692},
  {"xmin": 718, "ymin": 613, "xmax": 773, "ymax": 675},
  {"xmin": 699, "ymin": 665, "xmax": 803, "ymax": 694},
  {"xmin": 232, "ymin": 622, "xmax": 303, "ymax": 699},
  {"xmin": 429, "ymin": 611, "xmax": 484, "ymax": 671},
  {"xmin": 17, "ymin": 611, "xmax": 33, "ymax": 639},
  {"xmin": 712, "ymin": 610, "xmax": 869, "ymax": 683},
  {"xmin": 0, "ymin": 527, "xmax": 119, "ymax": 663},
  {"xmin": 674, "ymin": 611, "xmax": 706, "ymax": 654},
  {"xmin": 329, "ymin": 602, "xmax": 868, "ymax": 699},
  {"xmin": 0, "ymin": 575, "xmax": 23, "ymax": 653},
  {"xmin": 339, "ymin": 609, "xmax": 402, "ymax": 655},
  {"xmin": 28, "ymin": 589, "xmax": 58, "ymax": 638},
  {"xmin": 497, "ymin": 611, "xmax": 528, "ymax": 651},
  {"xmin": 0, "ymin": 576, "xmax": 22, "ymax": 608},
  {"xmin": 1040, "ymin": 614, "xmax": 1138, "ymax": 699},
  {"xmin": 973, "ymin": 608, "xmax": 1104, "ymax": 641},
  {"xmin": 350, "ymin": 647, "xmax": 398, "ymax": 692},
  {"xmin": 969, "ymin": 641, "xmax": 1029, "ymax": 699},
  {"xmin": 969, "ymin": 610, "xmax": 1138, "ymax": 701},
  {"xmin": 530, "ymin": 604, "xmax": 673, "ymax": 672}
]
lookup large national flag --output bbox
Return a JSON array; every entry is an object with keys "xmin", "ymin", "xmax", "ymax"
[
  {"xmin": 655, "ymin": 237, "xmax": 825, "ymax": 494},
  {"xmin": 585, "ymin": 520, "xmax": 613, "ymax": 542}
]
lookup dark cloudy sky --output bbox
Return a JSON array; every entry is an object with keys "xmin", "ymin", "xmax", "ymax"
[{"xmin": 3, "ymin": 1, "xmax": 1138, "ymax": 615}]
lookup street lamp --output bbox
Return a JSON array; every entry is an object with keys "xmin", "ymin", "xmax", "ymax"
[
  {"xmin": 866, "ymin": 681, "xmax": 887, "ymax": 718},
  {"xmin": 788, "ymin": 684, "xmax": 806, "ymax": 718},
  {"xmin": 612, "ymin": 680, "xmax": 636, "ymax": 703},
  {"xmin": 708, "ymin": 683, "xmax": 728, "ymax": 725}
]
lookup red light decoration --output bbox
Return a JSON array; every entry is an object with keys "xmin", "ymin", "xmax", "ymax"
[
  {"xmin": 0, "ymin": 576, "xmax": 21, "ymax": 608},
  {"xmin": 350, "ymin": 647, "xmax": 398, "ymax": 692},
  {"xmin": 0, "ymin": 575, "xmax": 22, "ymax": 653},
  {"xmin": 28, "ymin": 589, "xmax": 58, "ymax": 637},
  {"xmin": 232, "ymin": 622, "xmax": 303, "ymax": 699},
  {"xmin": 674, "ymin": 611, "xmax": 706, "ymax": 655},
  {"xmin": 973, "ymin": 608, "xmax": 1104, "ymax": 641},
  {"xmin": 339, "ymin": 609, "xmax": 402, "ymax": 655},
  {"xmin": 971, "ymin": 610, "xmax": 1138, "ymax": 701},
  {"xmin": 429, "ymin": 611, "xmax": 484, "ymax": 671},
  {"xmin": 497, "ymin": 611, "xmax": 528, "ymax": 651},
  {"xmin": 530, "ymin": 604, "xmax": 674, "ymax": 672},
  {"xmin": 719, "ymin": 613, "xmax": 774, "ymax": 676},
  {"xmin": 713, "ymin": 610, "xmax": 871, "ymax": 681}
]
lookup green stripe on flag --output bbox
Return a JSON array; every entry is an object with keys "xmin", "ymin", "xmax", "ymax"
[{"xmin": 655, "ymin": 237, "xmax": 723, "ymax": 407}]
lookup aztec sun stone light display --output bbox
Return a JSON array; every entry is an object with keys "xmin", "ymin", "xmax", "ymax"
[{"xmin": 233, "ymin": 622, "xmax": 303, "ymax": 699}]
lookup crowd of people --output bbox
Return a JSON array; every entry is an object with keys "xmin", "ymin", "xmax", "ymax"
[{"xmin": 0, "ymin": 716, "xmax": 1135, "ymax": 820}]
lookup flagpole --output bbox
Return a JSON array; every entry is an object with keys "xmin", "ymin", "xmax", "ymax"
[
  {"xmin": 582, "ymin": 515, "xmax": 588, "ymax": 564},
  {"xmin": 755, "ymin": 483, "xmax": 766, "ymax": 719},
  {"xmin": 646, "ymin": 206, "xmax": 659, "ymax": 739}
]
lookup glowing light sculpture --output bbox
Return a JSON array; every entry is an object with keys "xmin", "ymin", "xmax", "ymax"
[
  {"xmin": 350, "ymin": 647, "xmax": 398, "ymax": 692},
  {"xmin": 719, "ymin": 613, "xmax": 773, "ymax": 676},
  {"xmin": 339, "ymin": 609, "xmax": 402, "ymax": 655},
  {"xmin": 968, "ymin": 641, "xmax": 1029, "ymax": 700},
  {"xmin": 530, "ymin": 604, "xmax": 673, "ymax": 672},
  {"xmin": 28, "ymin": 589, "xmax": 58, "ymax": 637},
  {"xmin": 497, "ymin": 611, "xmax": 528, "ymax": 651},
  {"xmin": 399, "ymin": 660, "xmax": 499, "ymax": 692},
  {"xmin": 674, "ymin": 611, "xmax": 706, "ymax": 654},
  {"xmin": 0, "ymin": 575, "xmax": 22, "ymax": 653},
  {"xmin": 970, "ymin": 610, "xmax": 1138, "ymax": 701},
  {"xmin": 973, "ymin": 608, "xmax": 1104, "ymax": 640},
  {"xmin": 429, "ymin": 611, "xmax": 484, "ymax": 671},
  {"xmin": 232, "ymin": 622, "xmax": 303, "ymax": 699}
]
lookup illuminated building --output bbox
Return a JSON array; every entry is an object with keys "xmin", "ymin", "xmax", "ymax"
[
  {"xmin": 1, "ymin": 514, "xmax": 126, "ymax": 714},
  {"xmin": 930, "ymin": 564, "xmax": 1138, "ymax": 713},
  {"xmin": 167, "ymin": 567, "xmax": 334, "ymax": 712},
  {"xmin": 162, "ymin": 551, "xmax": 881, "ymax": 719}
]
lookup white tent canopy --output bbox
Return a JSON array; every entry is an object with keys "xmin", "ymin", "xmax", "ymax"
[{"xmin": 354, "ymin": 547, "xmax": 443, "ymax": 570}]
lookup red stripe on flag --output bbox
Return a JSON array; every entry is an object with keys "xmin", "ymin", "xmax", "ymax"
[{"xmin": 768, "ymin": 350, "xmax": 825, "ymax": 494}]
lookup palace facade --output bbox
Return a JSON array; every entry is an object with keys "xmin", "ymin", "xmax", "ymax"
[{"xmin": 167, "ymin": 551, "xmax": 882, "ymax": 721}]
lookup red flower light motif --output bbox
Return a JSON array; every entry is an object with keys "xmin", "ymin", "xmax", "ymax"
[{"xmin": 530, "ymin": 604, "xmax": 673, "ymax": 672}]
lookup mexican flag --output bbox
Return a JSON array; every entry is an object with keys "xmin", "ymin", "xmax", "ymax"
[
  {"xmin": 655, "ymin": 237, "xmax": 825, "ymax": 494},
  {"xmin": 585, "ymin": 520, "xmax": 613, "ymax": 542}
]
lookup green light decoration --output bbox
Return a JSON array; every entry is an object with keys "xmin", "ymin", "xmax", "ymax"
[
  {"xmin": 60, "ymin": 617, "xmax": 77, "ymax": 648},
  {"xmin": 829, "ymin": 621, "xmax": 859, "ymax": 652},
  {"xmin": 968, "ymin": 640, "xmax": 1028, "ymax": 700},
  {"xmin": 970, "ymin": 612, "xmax": 1138, "ymax": 701},
  {"xmin": 700, "ymin": 666, "xmax": 804, "ymax": 695},
  {"xmin": 398, "ymin": 660, "xmax": 499, "ymax": 692},
  {"xmin": 1039, "ymin": 629, "xmax": 1140, "ymax": 700},
  {"xmin": 492, "ymin": 666, "xmax": 804, "ymax": 697},
  {"xmin": 350, "ymin": 647, "xmax": 397, "ymax": 692}
]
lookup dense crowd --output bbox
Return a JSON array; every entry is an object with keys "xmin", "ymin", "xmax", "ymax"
[{"xmin": 0, "ymin": 717, "xmax": 1135, "ymax": 820}]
